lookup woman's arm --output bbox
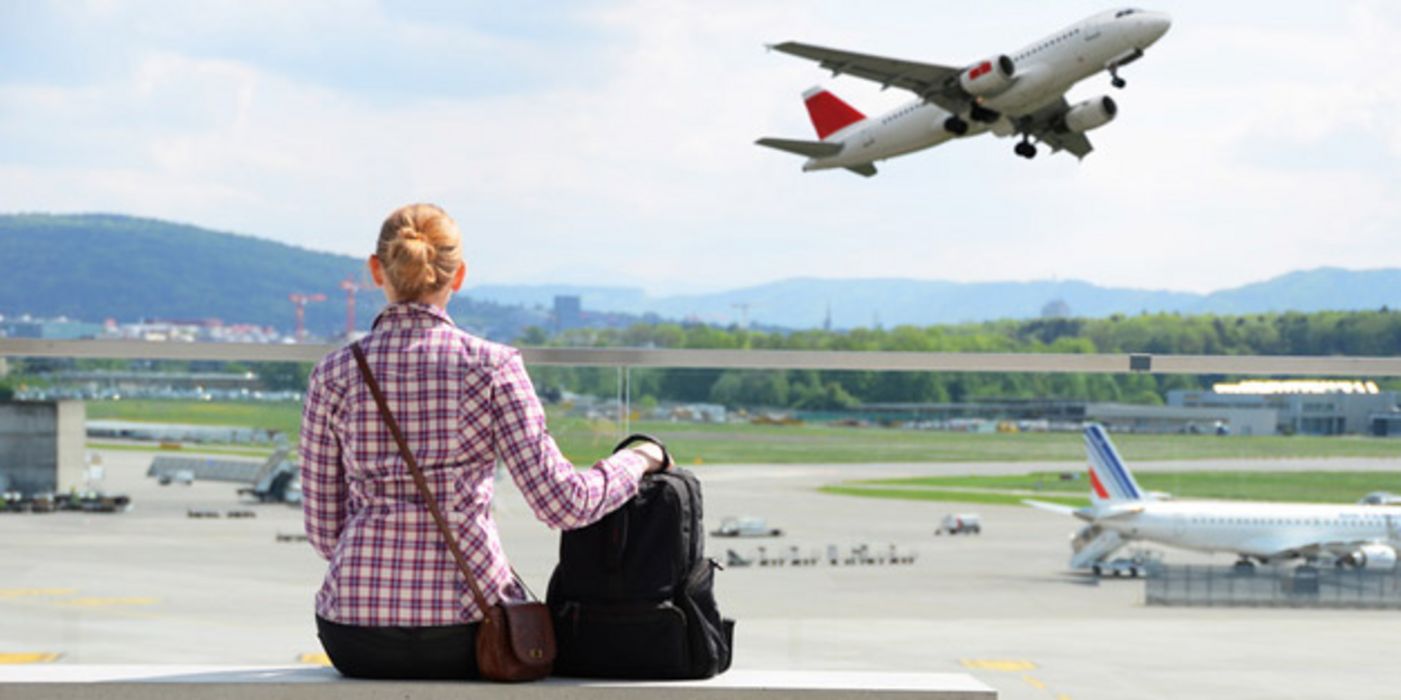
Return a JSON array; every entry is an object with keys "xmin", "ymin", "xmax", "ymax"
[
  {"xmin": 300, "ymin": 361, "xmax": 347, "ymax": 560},
  {"xmin": 491, "ymin": 351, "xmax": 649, "ymax": 530}
]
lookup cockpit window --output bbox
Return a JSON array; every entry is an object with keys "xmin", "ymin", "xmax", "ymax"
[{"xmin": 1115, "ymin": 9, "xmax": 1139, "ymax": 18}]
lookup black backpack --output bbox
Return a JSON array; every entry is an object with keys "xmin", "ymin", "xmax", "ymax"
[{"xmin": 546, "ymin": 437, "xmax": 734, "ymax": 679}]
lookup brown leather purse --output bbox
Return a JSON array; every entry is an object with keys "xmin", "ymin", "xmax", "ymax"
[{"xmin": 351, "ymin": 343, "xmax": 555, "ymax": 682}]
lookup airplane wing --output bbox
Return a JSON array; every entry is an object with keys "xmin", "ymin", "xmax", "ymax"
[
  {"xmin": 1235, "ymin": 535, "xmax": 1385, "ymax": 560},
  {"xmin": 1023, "ymin": 499, "xmax": 1076, "ymax": 515},
  {"xmin": 1017, "ymin": 98, "xmax": 1095, "ymax": 158},
  {"xmin": 770, "ymin": 42, "xmax": 967, "ymax": 113}
]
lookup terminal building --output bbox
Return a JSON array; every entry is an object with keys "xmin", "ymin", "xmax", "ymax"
[
  {"xmin": 1167, "ymin": 380, "xmax": 1400, "ymax": 436},
  {"xmin": 0, "ymin": 400, "xmax": 86, "ymax": 496}
]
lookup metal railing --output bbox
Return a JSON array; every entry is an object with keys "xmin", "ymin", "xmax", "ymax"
[
  {"xmin": 4, "ymin": 338, "xmax": 1401, "ymax": 376},
  {"xmin": 1146, "ymin": 564, "xmax": 1401, "ymax": 608}
]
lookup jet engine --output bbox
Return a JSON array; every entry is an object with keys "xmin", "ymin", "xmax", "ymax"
[
  {"xmin": 1063, "ymin": 96, "xmax": 1118, "ymax": 133},
  {"xmin": 1343, "ymin": 543, "xmax": 1398, "ymax": 570},
  {"xmin": 959, "ymin": 56, "xmax": 1016, "ymax": 97}
]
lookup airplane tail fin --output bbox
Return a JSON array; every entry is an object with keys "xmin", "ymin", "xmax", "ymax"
[
  {"xmin": 1083, "ymin": 424, "xmax": 1146, "ymax": 506},
  {"xmin": 802, "ymin": 86, "xmax": 865, "ymax": 139}
]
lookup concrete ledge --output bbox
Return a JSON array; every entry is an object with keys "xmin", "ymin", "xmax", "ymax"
[{"xmin": 0, "ymin": 666, "xmax": 995, "ymax": 699}]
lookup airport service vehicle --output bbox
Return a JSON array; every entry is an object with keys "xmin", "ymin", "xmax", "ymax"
[
  {"xmin": 1027, "ymin": 425, "xmax": 1401, "ymax": 571},
  {"xmin": 1090, "ymin": 549, "xmax": 1161, "ymax": 578},
  {"xmin": 157, "ymin": 470, "xmax": 194, "ymax": 486},
  {"xmin": 711, "ymin": 516, "xmax": 784, "ymax": 538},
  {"xmin": 757, "ymin": 8, "xmax": 1171, "ymax": 175},
  {"xmin": 1359, "ymin": 491, "xmax": 1401, "ymax": 506},
  {"xmin": 935, "ymin": 513, "xmax": 982, "ymax": 535}
]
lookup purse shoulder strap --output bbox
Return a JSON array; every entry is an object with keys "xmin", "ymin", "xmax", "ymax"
[{"xmin": 350, "ymin": 342, "xmax": 493, "ymax": 616}]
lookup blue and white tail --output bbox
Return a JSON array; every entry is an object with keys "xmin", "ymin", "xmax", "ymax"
[{"xmin": 1083, "ymin": 424, "xmax": 1146, "ymax": 506}]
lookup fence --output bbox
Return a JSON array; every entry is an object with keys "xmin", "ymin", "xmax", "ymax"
[{"xmin": 1145, "ymin": 564, "xmax": 1401, "ymax": 609}]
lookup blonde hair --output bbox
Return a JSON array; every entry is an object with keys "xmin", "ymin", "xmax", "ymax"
[{"xmin": 376, "ymin": 203, "xmax": 463, "ymax": 301}]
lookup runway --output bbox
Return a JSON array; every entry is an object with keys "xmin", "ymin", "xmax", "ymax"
[{"xmin": 3, "ymin": 449, "xmax": 1400, "ymax": 699}]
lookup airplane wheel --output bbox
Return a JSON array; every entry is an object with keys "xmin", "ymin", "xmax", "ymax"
[
  {"xmin": 943, "ymin": 116, "xmax": 969, "ymax": 136},
  {"xmin": 1092, "ymin": 565, "xmax": 1103, "ymax": 577},
  {"xmin": 1014, "ymin": 142, "xmax": 1037, "ymax": 159},
  {"xmin": 1112, "ymin": 77, "xmax": 1127, "ymax": 89}
]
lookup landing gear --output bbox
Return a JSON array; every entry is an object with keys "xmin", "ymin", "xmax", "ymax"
[
  {"xmin": 1014, "ymin": 139, "xmax": 1037, "ymax": 159},
  {"xmin": 1109, "ymin": 66, "xmax": 1127, "ymax": 89},
  {"xmin": 969, "ymin": 103, "xmax": 1000, "ymax": 124},
  {"xmin": 1232, "ymin": 558, "xmax": 1256, "ymax": 575},
  {"xmin": 943, "ymin": 115, "xmax": 969, "ymax": 136}
]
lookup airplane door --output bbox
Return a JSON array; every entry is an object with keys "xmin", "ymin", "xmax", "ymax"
[
  {"xmin": 1388, "ymin": 515, "xmax": 1401, "ymax": 541},
  {"xmin": 1171, "ymin": 514, "xmax": 1187, "ymax": 539}
]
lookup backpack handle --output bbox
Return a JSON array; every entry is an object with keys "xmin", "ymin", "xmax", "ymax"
[{"xmin": 612, "ymin": 433, "xmax": 674, "ymax": 471}]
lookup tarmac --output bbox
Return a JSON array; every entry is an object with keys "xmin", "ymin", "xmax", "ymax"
[{"xmin": 4, "ymin": 448, "xmax": 1401, "ymax": 699}]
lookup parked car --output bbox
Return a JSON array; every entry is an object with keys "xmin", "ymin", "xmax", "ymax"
[{"xmin": 711, "ymin": 516, "xmax": 783, "ymax": 538}]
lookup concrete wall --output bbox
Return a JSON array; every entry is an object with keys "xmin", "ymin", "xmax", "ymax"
[{"xmin": 0, "ymin": 401, "xmax": 86, "ymax": 495}]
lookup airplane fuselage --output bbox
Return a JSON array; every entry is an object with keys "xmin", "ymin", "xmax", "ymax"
[
  {"xmin": 805, "ymin": 9, "xmax": 1170, "ymax": 171},
  {"xmin": 1100, "ymin": 501, "xmax": 1401, "ymax": 560}
]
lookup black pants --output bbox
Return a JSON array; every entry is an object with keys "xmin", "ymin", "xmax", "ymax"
[{"xmin": 316, "ymin": 615, "xmax": 481, "ymax": 680}]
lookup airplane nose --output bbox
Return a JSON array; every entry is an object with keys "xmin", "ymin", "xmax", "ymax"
[{"xmin": 1140, "ymin": 12, "xmax": 1172, "ymax": 43}]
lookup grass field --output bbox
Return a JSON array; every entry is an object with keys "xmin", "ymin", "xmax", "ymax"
[
  {"xmin": 82, "ymin": 399, "xmax": 1401, "ymax": 465},
  {"xmin": 824, "ymin": 470, "xmax": 1401, "ymax": 507}
]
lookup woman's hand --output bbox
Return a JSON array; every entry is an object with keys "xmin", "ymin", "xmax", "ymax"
[{"xmin": 630, "ymin": 443, "xmax": 669, "ymax": 473}]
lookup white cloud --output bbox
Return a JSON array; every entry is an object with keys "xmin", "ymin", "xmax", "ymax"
[{"xmin": 2, "ymin": 0, "xmax": 1399, "ymax": 296}]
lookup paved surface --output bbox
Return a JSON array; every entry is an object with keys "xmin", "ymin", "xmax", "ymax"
[{"xmin": 4, "ymin": 449, "xmax": 1401, "ymax": 699}]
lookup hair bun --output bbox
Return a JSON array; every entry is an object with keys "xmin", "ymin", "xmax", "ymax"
[{"xmin": 376, "ymin": 203, "xmax": 464, "ymax": 301}]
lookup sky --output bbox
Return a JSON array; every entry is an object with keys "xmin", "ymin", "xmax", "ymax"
[{"xmin": 2, "ymin": 0, "xmax": 1399, "ymax": 296}]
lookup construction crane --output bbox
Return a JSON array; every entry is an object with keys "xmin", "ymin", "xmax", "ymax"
[
  {"xmin": 338, "ymin": 278, "xmax": 369, "ymax": 338},
  {"xmin": 288, "ymin": 293, "xmax": 327, "ymax": 341}
]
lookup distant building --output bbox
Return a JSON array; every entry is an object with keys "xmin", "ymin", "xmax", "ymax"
[
  {"xmin": 86, "ymin": 420, "xmax": 276, "ymax": 445},
  {"xmin": 1168, "ymin": 380, "xmax": 1400, "ymax": 436},
  {"xmin": 553, "ymin": 295, "xmax": 583, "ymax": 332},
  {"xmin": 0, "ymin": 401, "xmax": 86, "ymax": 496},
  {"xmin": 1370, "ymin": 413, "xmax": 1401, "ymax": 438},
  {"xmin": 1041, "ymin": 299, "xmax": 1072, "ymax": 318},
  {"xmin": 1086, "ymin": 403, "xmax": 1277, "ymax": 436},
  {"xmin": 0, "ymin": 317, "xmax": 104, "ymax": 340}
]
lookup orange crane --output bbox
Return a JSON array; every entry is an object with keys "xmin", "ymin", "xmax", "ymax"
[
  {"xmin": 288, "ymin": 293, "xmax": 327, "ymax": 341},
  {"xmin": 339, "ymin": 278, "xmax": 369, "ymax": 338}
]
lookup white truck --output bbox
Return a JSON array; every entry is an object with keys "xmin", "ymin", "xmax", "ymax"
[{"xmin": 935, "ymin": 513, "xmax": 981, "ymax": 535}]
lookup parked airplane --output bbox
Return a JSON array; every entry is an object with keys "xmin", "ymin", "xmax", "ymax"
[
  {"xmin": 1026, "ymin": 425, "xmax": 1401, "ymax": 572},
  {"xmin": 757, "ymin": 8, "xmax": 1171, "ymax": 176}
]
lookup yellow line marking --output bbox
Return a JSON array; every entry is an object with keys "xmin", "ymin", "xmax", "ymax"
[
  {"xmin": 1056, "ymin": 694, "xmax": 1074, "ymax": 700},
  {"xmin": 1022, "ymin": 674, "xmax": 1048, "ymax": 690},
  {"xmin": 52, "ymin": 597, "xmax": 158, "ymax": 608},
  {"xmin": 0, "ymin": 653, "xmax": 61, "ymax": 664},
  {"xmin": 298, "ymin": 652, "xmax": 332, "ymax": 667},
  {"xmin": 960, "ymin": 658, "xmax": 1037, "ymax": 672},
  {"xmin": 0, "ymin": 589, "xmax": 78, "ymax": 599}
]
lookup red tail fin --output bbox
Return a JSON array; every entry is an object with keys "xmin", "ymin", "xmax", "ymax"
[{"xmin": 803, "ymin": 86, "xmax": 865, "ymax": 139}]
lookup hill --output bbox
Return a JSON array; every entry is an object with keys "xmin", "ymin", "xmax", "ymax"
[
  {"xmin": 0, "ymin": 214, "xmax": 551, "ymax": 338},
  {"xmin": 4, "ymin": 213, "xmax": 1401, "ymax": 336}
]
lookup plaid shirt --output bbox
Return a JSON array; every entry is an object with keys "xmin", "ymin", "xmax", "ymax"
[{"xmin": 300, "ymin": 302, "xmax": 646, "ymax": 627}]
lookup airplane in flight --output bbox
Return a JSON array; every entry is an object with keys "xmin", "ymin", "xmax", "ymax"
[
  {"xmin": 756, "ymin": 8, "xmax": 1172, "ymax": 176},
  {"xmin": 1027, "ymin": 425, "xmax": 1401, "ymax": 573}
]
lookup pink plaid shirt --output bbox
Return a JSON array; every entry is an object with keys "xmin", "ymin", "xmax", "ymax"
[{"xmin": 300, "ymin": 302, "xmax": 646, "ymax": 627}]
